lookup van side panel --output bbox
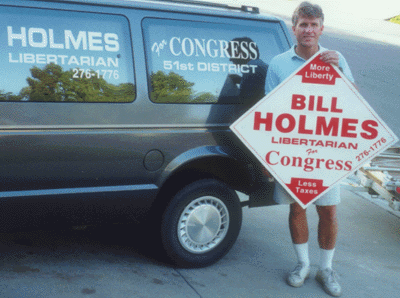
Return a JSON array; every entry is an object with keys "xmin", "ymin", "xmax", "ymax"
[{"xmin": 0, "ymin": 0, "xmax": 291, "ymax": 231}]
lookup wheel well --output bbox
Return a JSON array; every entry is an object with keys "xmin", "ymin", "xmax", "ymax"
[{"xmin": 151, "ymin": 156, "xmax": 251, "ymax": 220}]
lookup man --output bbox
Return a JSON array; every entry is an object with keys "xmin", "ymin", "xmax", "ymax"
[{"xmin": 265, "ymin": 2, "xmax": 355, "ymax": 297}]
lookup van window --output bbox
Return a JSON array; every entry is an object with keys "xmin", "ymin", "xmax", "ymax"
[
  {"xmin": 143, "ymin": 18, "xmax": 287, "ymax": 105},
  {"xmin": 0, "ymin": 6, "xmax": 135, "ymax": 103}
]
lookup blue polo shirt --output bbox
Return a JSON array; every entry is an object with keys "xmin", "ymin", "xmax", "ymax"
[{"xmin": 266, "ymin": 45, "xmax": 355, "ymax": 93}]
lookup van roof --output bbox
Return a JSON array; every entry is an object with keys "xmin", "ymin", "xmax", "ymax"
[
  {"xmin": 27, "ymin": 0, "xmax": 279, "ymax": 20},
  {"xmin": 143, "ymin": 0, "xmax": 260, "ymax": 14}
]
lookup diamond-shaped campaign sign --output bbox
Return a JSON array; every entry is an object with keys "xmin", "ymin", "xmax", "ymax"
[{"xmin": 230, "ymin": 53, "xmax": 398, "ymax": 208}]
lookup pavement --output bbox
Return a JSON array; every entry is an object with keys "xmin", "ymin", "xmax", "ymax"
[
  {"xmin": 1, "ymin": 187, "xmax": 399, "ymax": 298},
  {"xmin": 212, "ymin": 0, "xmax": 400, "ymax": 47}
]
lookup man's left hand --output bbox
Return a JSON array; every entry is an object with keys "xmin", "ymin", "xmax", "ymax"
[{"xmin": 320, "ymin": 51, "xmax": 339, "ymax": 67}]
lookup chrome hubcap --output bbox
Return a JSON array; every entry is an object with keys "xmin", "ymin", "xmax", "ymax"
[{"xmin": 178, "ymin": 196, "xmax": 229, "ymax": 254}]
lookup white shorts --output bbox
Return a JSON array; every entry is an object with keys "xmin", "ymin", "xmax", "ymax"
[{"xmin": 273, "ymin": 183, "xmax": 341, "ymax": 206}]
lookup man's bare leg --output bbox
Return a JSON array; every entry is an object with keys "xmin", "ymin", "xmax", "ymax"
[
  {"xmin": 316, "ymin": 205, "xmax": 338, "ymax": 250},
  {"xmin": 289, "ymin": 202, "xmax": 309, "ymax": 244}
]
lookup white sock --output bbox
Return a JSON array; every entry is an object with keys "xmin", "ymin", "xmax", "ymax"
[
  {"xmin": 293, "ymin": 243, "xmax": 310, "ymax": 267},
  {"xmin": 320, "ymin": 248, "xmax": 335, "ymax": 270}
]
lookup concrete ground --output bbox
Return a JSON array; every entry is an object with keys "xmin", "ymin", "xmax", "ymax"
[{"xmin": 0, "ymin": 187, "xmax": 399, "ymax": 297}]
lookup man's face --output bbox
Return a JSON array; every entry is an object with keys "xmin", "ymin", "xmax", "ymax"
[{"xmin": 292, "ymin": 16, "xmax": 324, "ymax": 48}]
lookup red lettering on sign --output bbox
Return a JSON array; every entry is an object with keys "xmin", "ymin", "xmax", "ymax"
[
  {"xmin": 331, "ymin": 97, "xmax": 343, "ymax": 113},
  {"xmin": 253, "ymin": 112, "xmax": 377, "ymax": 140},
  {"xmin": 298, "ymin": 115, "xmax": 313, "ymax": 134},
  {"xmin": 291, "ymin": 94, "xmax": 306, "ymax": 110},
  {"xmin": 265, "ymin": 150, "xmax": 353, "ymax": 172},
  {"xmin": 296, "ymin": 54, "xmax": 341, "ymax": 85},
  {"xmin": 341, "ymin": 118, "xmax": 358, "ymax": 138},
  {"xmin": 286, "ymin": 178, "xmax": 328, "ymax": 205},
  {"xmin": 316, "ymin": 96, "xmax": 329, "ymax": 112},
  {"xmin": 253, "ymin": 112, "xmax": 273, "ymax": 131},
  {"xmin": 276, "ymin": 114, "xmax": 296, "ymax": 133},
  {"xmin": 360, "ymin": 120, "xmax": 378, "ymax": 139},
  {"xmin": 265, "ymin": 150, "xmax": 279, "ymax": 165},
  {"xmin": 309, "ymin": 96, "xmax": 315, "ymax": 111},
  {"xmin": 291, "ymin": 94, "xmax": 343, "ymax": 113},
  {"xmin": 315, "ymin": 117, "xmax": 339, "ymax": 136}
]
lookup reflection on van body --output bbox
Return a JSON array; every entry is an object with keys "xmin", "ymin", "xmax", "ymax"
[
  {"xmin": 1, "ymin": 6, "xmax": 135, "ymax": 103},
  {"xmin": 1, "ymin": 63, "xmax": 135, "ymax": 102},
  {"xmin": 143, "ymin": 18, "xmax": 285, "ymax": 105}
]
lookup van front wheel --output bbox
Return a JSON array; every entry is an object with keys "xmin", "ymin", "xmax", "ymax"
[{"xmin": 161, "ymin": 179, "xmax": 242, "ymax": 267}]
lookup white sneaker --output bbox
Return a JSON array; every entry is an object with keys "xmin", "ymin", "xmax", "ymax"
[
  {"xmin": 316, "ymin": 268, "xmax": 342, "ymax": 297},
  {"xmin": 287, "ymin": 263, "xmax": 311, "ymax": 287}
]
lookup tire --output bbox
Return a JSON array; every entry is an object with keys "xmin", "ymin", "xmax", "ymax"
[{"xmin": 161, "ymin": 179, "xmax": 242, "ymax": 268}]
